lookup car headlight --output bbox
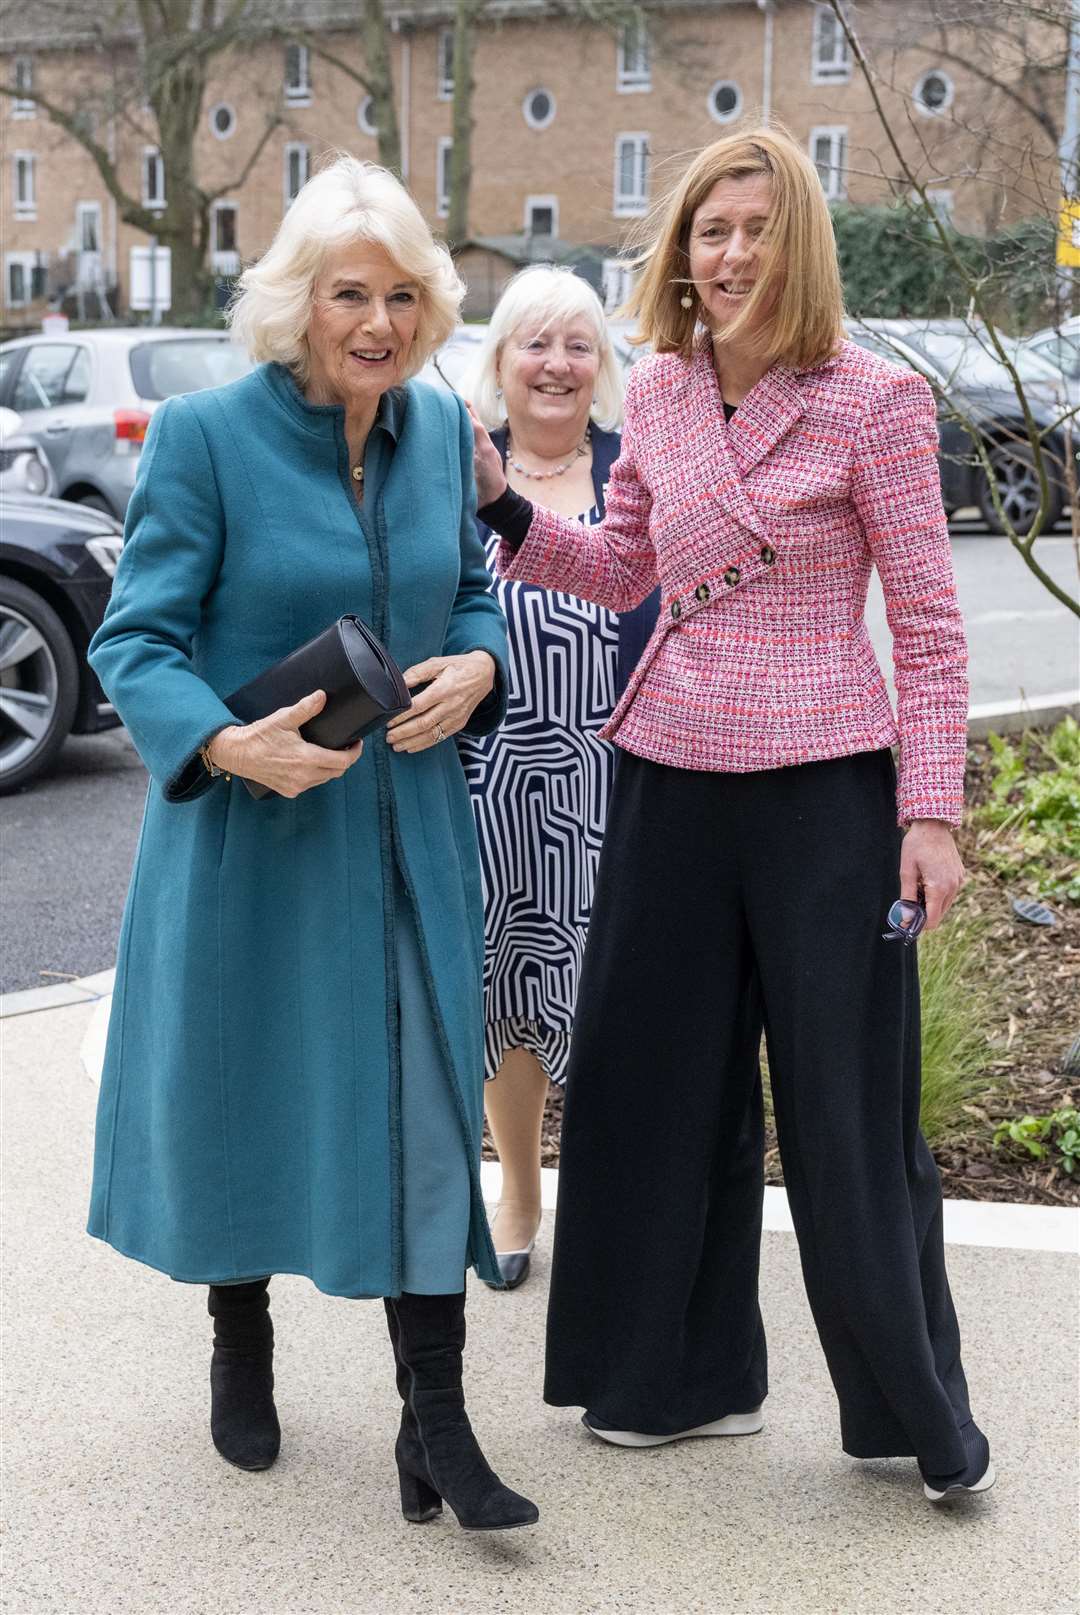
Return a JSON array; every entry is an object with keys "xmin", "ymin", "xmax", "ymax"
[
  {"xmin": 23, "ymin": 454, "xmax": 48, "ymax": 496},
  {"xmin": 85, "ymin": 535, "xmax": 124, "ymax": 577}
]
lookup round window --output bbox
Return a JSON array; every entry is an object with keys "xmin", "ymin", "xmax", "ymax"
[
  {"xmin": 914, "ymin": 70, "xmax": 953, "ymax": 115},
  {"xmin": 209, "ymin": 102, "xmax": 236, "ymax": 140},
  {"xmin": 708, "ymin": 80, "xmax": 742, "ymax": 125},
  {"xmin": 358, "ymin": 95, "xmax": 377, "ymax": 136},
  {"xmin": 523, "ymin": 88, "xmax": 555, "ymax": 130}
]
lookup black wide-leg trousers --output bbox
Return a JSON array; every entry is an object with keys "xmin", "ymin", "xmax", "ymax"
[{"xmin": 544, "ymin": 748, "xmax": 972, "ymax": 1475}]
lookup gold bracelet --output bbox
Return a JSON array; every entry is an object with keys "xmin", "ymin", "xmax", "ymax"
[{"xmin": 199, "ymin": 740, "xmax": 231, "ymax": 781}]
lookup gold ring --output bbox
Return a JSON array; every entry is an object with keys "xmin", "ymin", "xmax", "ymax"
[{"xmin": 434, "ymin": 723, "xmax": 445, "ymax": 743}]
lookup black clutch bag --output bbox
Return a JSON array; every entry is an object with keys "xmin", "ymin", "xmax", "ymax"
[{"xmin": 226, "ymin": 615, "xmax": 411, "ymax": 799}]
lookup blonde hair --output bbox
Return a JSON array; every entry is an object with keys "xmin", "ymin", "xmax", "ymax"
[
  {"xmin": 621, "ymin": 126, "xmax": 845, "ymax": 371},
  {"xmin": 469, "ymin": 265, "xmax": 624, "ymax": 431},
  {"xmin": 229, "ymin": 154, "xmax": 463, "ymax": 384}
]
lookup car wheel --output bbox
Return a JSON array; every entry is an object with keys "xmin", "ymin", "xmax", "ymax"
[
  {"xmin": 0, "ymin": 578, "xmax": 80, "ymax": 794},
  {"xmin": 77, "ymin": 494, "xmax": 116, "ymax": 517},
  {"xmin": 978, "ymin": 442, "xmax": 1063, "ymax": 535}
]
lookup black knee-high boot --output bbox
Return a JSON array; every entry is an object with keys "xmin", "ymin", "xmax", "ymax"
[
  {"xmin": 207, "ymin": 1278, "xmax": 281, "ymax": 1471},
  {"xmin": 384, "ymin": 1291, "xmax": 539, "ymax": 1531}
]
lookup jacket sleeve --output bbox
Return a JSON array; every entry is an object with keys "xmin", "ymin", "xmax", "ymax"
[
  {"xmin": 87, "ymin": 395, "xmax": 238, "ymax": 803},
  {"xmin": 851, "ymin": 369, "xmax": 969, "ymax": 825},
  {"xmin": 443, "ymin": 394, "xmax": 509, "ymax": 737},
  {"xmin": 495, "ymin": 369, "xmax": 658, "ymax": 611}
]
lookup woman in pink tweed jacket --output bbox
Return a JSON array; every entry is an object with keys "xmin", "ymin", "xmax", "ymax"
[{"xmin": 472, "ymin": 128, "xmax": 991, "ymax": 1504}]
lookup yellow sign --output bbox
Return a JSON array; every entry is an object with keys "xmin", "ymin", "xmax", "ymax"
[{"xmin": 1059, "ymin": 199, "xmax": 1080, "ymax": 267}]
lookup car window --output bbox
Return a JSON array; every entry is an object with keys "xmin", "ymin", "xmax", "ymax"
[
  {"xmin": 1031, "ymin": 334, "xmax": 1080, "ymax": 382},
  {"xmin": 11, "ymin": 344, "xmax": 83, "ymax": 411},
  {"xmin": 62, "ymin": 348, "xmax": 91, "ymax": 403},
  {"xmin": 128, "ymin": 339, "xmax": 252, "ymax": 401},
  {"xmin": 0, "ymin": 348, "xmax": 19, "ymax": 403}
]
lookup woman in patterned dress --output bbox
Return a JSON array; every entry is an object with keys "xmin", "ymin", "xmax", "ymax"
[{"xmin": 460, "ymin": 267, "xmax": 657, "ymax": 1290}]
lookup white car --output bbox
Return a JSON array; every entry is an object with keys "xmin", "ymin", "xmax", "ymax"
[{"xmin": 0, "ymin": 405, "xmax": 54, "ymax": 499}]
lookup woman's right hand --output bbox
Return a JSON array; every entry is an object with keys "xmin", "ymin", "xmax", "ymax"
[
  {"xmin": 466, "ymin": 402, "xmax": 508, "ymax": 506},
  {"xmin": 208, "ymin": 690, "xmax": 363, "ymax": 798}
]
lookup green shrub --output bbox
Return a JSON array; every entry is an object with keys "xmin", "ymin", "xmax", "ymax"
[
  {"xmin": 974, "ymin": 718, "xmax": 1080, "ymax": 903},
  {"xmin": 993, "ymin": 1108, "xmax": 1079, "ymax": 1176},
  {"xmin": 917, "ymin": 912, "xmax": 996, "ymax": 1144}
]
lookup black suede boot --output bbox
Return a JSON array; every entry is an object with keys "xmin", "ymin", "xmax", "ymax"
[
  {"xmin": 384, "ymin": 1291, "xmax": 539, "ymax": 1531},
  {"xmin": 207, "ymin": 1278, "xmax": 281, "ymax": 1471}
]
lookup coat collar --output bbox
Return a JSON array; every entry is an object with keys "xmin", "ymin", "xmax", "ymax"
[
  {"xmin": 682, "ymin": 337, "xmax": 842, "ymax": 475},
  {"xmin": 260, "ymin": 362, "xmax": 405, "ymax": 441}
]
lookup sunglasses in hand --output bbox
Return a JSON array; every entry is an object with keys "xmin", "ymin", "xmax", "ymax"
[{"xmin": 882, "ymin": 899, "xmax": 927, "ymax": 945}]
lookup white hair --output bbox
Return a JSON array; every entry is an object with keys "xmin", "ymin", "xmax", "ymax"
[
  {"xmin": 229, "ymin": 154, "xmax": 463, "ymax": 384},
  {"xmin": 469, "ymin": 265, "xmax": 624, "ymax": 431}
]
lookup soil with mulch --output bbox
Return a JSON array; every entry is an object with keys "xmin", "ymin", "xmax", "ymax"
[{"xmin": 484, "ymin": 738, "xmax": 1079, "ymax": 1208}]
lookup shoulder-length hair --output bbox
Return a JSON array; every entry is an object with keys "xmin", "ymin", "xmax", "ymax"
[
  {"xmin": 229, "ymin": 154, "xmax": 463, "ymax": 384},
  {"xmin": 469, "ymin": 264, "xmax": 624, "ymax": 431},
  {"xmin": 621, "ymin": 126, "xmax": 845, "ymax": 371}
]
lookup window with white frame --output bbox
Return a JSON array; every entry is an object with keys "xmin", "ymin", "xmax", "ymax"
[
  {"xmin": 284, "ymin": 143, "xmax": 309, "ymax": 208},
  {"xmin": 708, "ymin": 80, "xmax": 742, "ymax": 124},
  {"xmin": 76, "ymin": 201, "xmax": 101, "ymax": 254},
  {"xmin": 208, "ymin": 102, "xmax": 236, "ymax": 139},
  {"xmin": 142, "ymin": 147, "xmax": 166, "ymax": 210},
  {"xmin": 436, "ymin": 136, "xmax": 452, "ymax": 218},
  {"xmin": 602, "ymin": 257, "xmax": 635, "ymax": 313},
  {"xmin": 437, "ymin": 28, "xmax": 454, "ymax": 100},
  {"xmin": 284, "ymin": 43, "xmax": 311, "ymax": 105},
  {"xmin": 525, "ymin": 196, "xmax": 558, "ymax": 237},
  {"xmin": 14, "ymin": 153, "xmax": 36, "ymax": 219},
  {"xmin": 13, "ymin": 56, "xmax": 34, "ymax": 117},
  {"xmin": 614, "ymin": 133, "xmax": 649, "ymax": 217},
  {"xmin": 811, "ymin": 4, "xmax": 851, "ymax": 84},
  {"xmin": 913, "ymin": 69, "xmax": 954, "ymax": 116},
  {"xmin": 809, "ymin": 126, "xmax": 848, "ymax": 201},
  {"xmin": 616, "ymin": 16, "xmax": 650, "ymax": 92},
  {"xmin": 5, "ymin": 252, "xmax": 45, "ymax": 307},
  {"xmin": 358, "ymin": 95, "xmax": 377, "ymax": 137},
  {"xmin": 211, "ymin": 202, "xmax": 239, "ymax": 274},
  {"xmin": 522, "ymin": 88, "xmax": 556, "ymax": 130}
]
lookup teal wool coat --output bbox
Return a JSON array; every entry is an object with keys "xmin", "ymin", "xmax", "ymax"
[{"xmin": 87, "ymin": 363, "xmax": 508, "ymax": 1296}]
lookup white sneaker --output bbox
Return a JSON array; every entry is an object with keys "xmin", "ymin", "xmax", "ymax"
[{"xmin": 582, "ymin": 1407, "xmax": 764, "ymax": 1447}]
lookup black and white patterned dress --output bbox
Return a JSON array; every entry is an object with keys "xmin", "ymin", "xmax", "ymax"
[{"xmin": 459, "ymin": 430, "xmax": 626, "ymax": 1086}]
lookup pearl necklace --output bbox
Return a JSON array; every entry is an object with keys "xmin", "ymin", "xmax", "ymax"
[{"xmin": 507, "ymin": 429, "xmax": 591, "ymax": 480}]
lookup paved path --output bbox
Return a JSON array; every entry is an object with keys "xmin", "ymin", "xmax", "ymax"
[{"xmin": 3, "ymin": 1001, "xmax": 1077, "ymax": 1615}]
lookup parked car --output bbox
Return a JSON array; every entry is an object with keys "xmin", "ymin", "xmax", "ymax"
[
  {"xmin": 0, "ymin": 405, "xmax": 54, "ymax": 499},
  {"xmin": 0, "ymin": 494, "xmax": 124, "ymax": 792},
  {"xmin": 846, "ymin": 318, "xmax": 1073, "ymax": 534},
  {"xmin": 0, "ymin": 328, "xmax": 253, "ymax": 520}
]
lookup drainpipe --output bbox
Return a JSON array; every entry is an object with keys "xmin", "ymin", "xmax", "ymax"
[
  {"xmin": 758, "ymin": 0, "xmax": 774, "ymax": 124},
  {"xmin": 400, "ymin": 27, "xmax": 411, "ymax": 182}
]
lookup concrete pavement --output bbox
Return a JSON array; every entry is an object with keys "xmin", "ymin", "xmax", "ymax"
[{"xmin": 3, "ymin": 998, "xmax": 1078, "ymax": 1615}]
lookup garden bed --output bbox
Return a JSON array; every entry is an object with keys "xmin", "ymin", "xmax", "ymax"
[{"xmin": 487, "ymin": 724, "xmax": 1079, "ymax": 1208}]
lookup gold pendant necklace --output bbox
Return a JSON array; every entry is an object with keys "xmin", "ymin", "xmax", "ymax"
[{"xmin": 351, "ymin": 464, "xmax": 364, "ymax": 483}]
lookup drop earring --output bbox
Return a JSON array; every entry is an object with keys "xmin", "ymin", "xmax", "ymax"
[{"xmin": 680, "ymin": 292, "xmax": 694, "ymax": 310}]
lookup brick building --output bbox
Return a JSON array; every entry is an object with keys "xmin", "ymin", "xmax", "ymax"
[{"xmin": 0, "ymin": 0, "xmax": 1064, "ymax": 324}]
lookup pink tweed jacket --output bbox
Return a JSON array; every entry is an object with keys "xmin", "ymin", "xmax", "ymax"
[{"xmin": 498, "ymin": 337, "xmax": 969, "ymax": 825}]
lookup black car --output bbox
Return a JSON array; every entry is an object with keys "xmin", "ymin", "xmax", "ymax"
[
  {"xmin": 847, "ymin": 320, "xmax": 1074, "ymax": 534},
  {"xmin": 0, "ymin": 494, "xmax": 122, "ymax": 792}
]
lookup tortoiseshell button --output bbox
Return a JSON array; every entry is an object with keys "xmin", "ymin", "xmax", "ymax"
[
  {"xmin": 723, "ymin": 567, "xmax": 741, "ymax": 587},
  {"xmin": 760, "ymin": 545, "xmax": 776, "ymax": 566},
  {"xmin": 670, "ymin": 599, "xmax": 682, "ymax": 620},
  {"xmin": 695, "ymin": 583, "xmax": 711, "ymax": 603}
]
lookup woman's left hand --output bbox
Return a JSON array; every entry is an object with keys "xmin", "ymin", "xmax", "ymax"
[
  {"xmin": 386, "ymin": 651, "xmax": 496, "ymax": 753},
  {"xmin": 900, "ymin": 819, "xmax": 966, "ymax": 931}
]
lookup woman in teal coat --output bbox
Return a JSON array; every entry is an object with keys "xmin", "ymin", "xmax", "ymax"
[{"xmin": 87, "ymin": 157, "xmax": 538, "ymax": 1533}]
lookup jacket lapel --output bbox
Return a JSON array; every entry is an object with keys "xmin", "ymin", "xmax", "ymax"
[{"xmin": 726, "ymin": 364, "xmax": 808, "ymax": 477}]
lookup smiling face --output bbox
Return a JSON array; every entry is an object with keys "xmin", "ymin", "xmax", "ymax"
[
  {"xmin": 496, "ymin": 316, "xmax": 601, "ymax": 439},
  {"xmin": 305, "ymin": 240, "xmax": 421, "ymax": 409},
  {"xmin": 687, "ymin": 174, "xmax": 779, "ymax": 339}
]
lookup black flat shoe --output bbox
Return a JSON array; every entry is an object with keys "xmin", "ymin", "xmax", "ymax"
[{"xmin": 490, "ymin": 1242, "xmax": 535, "ymax": 1290}]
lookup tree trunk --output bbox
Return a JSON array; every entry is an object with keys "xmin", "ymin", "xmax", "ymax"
[
  {"xmin": 447, "ymin": 0, "xmax": 480, "ymax": 246},
  {"xmin": 362, "ymin": 0, "xmax": 402, "ymax": 175}
]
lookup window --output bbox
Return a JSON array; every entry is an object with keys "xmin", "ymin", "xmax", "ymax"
[
  {"xmin": 809, "ymin": 127, "xmax": 848, "ymax": 201},
  {"xmin": 12, "ymin": 344, "xmax": 86, "ymax": 410},
  {"xmin": 211, "ymin": 202, "xmax": 239, "ymax": 274},
  {"xmin": 13, "ymin": 55, "xmax": 34, "ymax": 117},
  {"xmin": 77, "ymin": 202, "xmax": 102, "ymax": 254},
  {"xmin": 614, "ymin": 133, "xmax": 649, "ymax": 217},
  {"xmin": 708, "ymin": 80, "xmax": 742, "ymax": 124},
  {"xmin": 811, "ymin": 4, "xmax": 851, "ymax": 84},
  {"xmin": 913, "ymin": 69, "xmax": 954, "ymax": 116},
  {"xmin": 358, "ymin": 95, "xmax": 377, "ymax": 137},
  {"xmin": 5, "ymin": 252, "xmax": 46, "ymax": 307},
  {"xmin": 208, "ymin": 102, "xmax": 236, "ymax": 139},
  {"xmin": 922, "ymin": 188, "xmax": 954, "ymax": 224},
  {"xmin": 436, "ymin": 136, "xmax": 452, "ymax": 219},
  {"xmin": 284, "ymin": 43, "xmax": 311, "ymax": 105},
  {"xmin": 284, "ymin": 143, "xmax": 309, "ymax": 208},
  {"xmin": 142, "ymin": 147, "xmax": 165, "ymax": 210},
  {"xmin": 525, "ymin": 196, "xmax": 558, "ymax": 237},
  {"xmin": 616, "ymin": 17, "xmax": 650, "ymax": 92},
  {"xmin": 437, "ymin": 27, "xmax": 454, "ymax": 100},
  {"xmin": 14, "ymin": 153, "xmax": 36, "ymax": 219},
  {"xmin": 602, "ymin": 257, "xmax": 635, "ymax": 313},
  {"xmin": 522, "ymin": 88, "xmax": 556, "ymax": 130}
]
